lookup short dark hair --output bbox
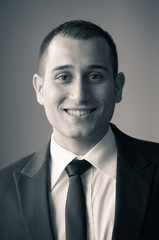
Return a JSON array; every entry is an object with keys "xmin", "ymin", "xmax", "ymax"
[{"xmin": 38, "ymin": 20, "xmax": 118, "ymax": 78}]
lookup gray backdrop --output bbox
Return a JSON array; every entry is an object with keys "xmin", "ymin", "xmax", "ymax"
[{"xmin": 1, "ymin": 0, "xmax": 159, "ymax": 167}]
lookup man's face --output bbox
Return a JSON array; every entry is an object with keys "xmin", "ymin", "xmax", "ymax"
[{"xmin": 33, "ymin": 35, "xmax": 124, "ymax": 144}]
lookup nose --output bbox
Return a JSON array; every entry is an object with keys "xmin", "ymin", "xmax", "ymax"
[{"xmin": 69, "ymin": 78, "xmax": 90, "ymax": 103}]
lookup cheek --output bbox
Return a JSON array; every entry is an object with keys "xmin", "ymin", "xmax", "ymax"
[
  {"xmin": 43, "ymin": 83, "xmax": 64, "ymax": 106},
  {"xmin": 93, "ymin": 84, "xmax": 115, "ymax": 104},
  {"xmin": 42, "ymin": 89, "xmax": 59, "ymax": 119}
]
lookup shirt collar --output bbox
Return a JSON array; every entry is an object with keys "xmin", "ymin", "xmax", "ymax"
[
  {"xmin": 50, "ymin": 126, "xmax": 117, "ymax": 189},
  {"xmin": 83, "ymin": 127, "xmax": 117, "ymax": 178}
]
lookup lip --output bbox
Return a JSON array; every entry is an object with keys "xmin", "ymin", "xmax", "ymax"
[{"xmin": 64, "ymin": 108, "xmax": 96, "ymax": 117}]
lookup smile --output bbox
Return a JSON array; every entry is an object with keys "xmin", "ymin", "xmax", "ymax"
[{"xmin": 64, "ymin": 109, "xmax": 96, "ymax": 117}]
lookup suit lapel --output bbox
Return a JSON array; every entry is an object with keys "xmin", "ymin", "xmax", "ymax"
[
  {"xmin": 13, "ymin": 143, "xmax": 55, "ymax": 240},
  {"xmin": 111, "ymin": 125, "xmax": 156, "ymax": 240}
]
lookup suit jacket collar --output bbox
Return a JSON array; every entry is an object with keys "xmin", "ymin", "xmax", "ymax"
[{"xmin": 111, "ymin": 124, "xmax": 156, "ymax": 240}]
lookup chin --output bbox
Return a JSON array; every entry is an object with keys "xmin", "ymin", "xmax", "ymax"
[
  {"xmin": 64, "ymin": 126, "xmax": 87, "ymax": 138},
  {"xmin": 69, "ymin": 127, "xmax": 97, "ymax": 140}
]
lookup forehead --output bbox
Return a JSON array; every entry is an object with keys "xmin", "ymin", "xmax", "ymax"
[
  {"xmin": 45, "ymin": 35, "xmax": 112, "ymax": 71},
  {"xmin": 50, "ymin": 35, "xmax": 110, "ymax": 56}
]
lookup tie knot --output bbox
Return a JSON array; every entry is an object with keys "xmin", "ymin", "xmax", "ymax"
[{"xmin": 66, "ymin": 159, "xmax": 91, "ymax": 177}]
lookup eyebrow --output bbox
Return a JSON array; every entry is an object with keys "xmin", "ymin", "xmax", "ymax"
[
  {"xmin": 51, "ymin": 65, "xmax": 73, "ymax": 72},
  {"xmin": 87, "ymin": 65, "xmax": 109, "ymax": 72},
  {"xmin": 51, "ymin": 64, "xmax": 109, "ymax": 72}
]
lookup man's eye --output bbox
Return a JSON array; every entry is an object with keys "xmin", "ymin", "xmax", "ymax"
[
  {"xmin": 88, "ymin": 73, "xmax": 103, "ymax": 82},
  {"xmin": 56, "ymin": 74, "xmax": 71, "ymax": 82}
]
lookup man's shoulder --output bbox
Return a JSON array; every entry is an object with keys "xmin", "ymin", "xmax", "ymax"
[
  {"xmin": 129, "ymin": 134, "xmax": 159, "ymax": 163},
  {"xmin": 111, "ymin": 123, "xmax": 159, "ymax": 165},
  {"xmin": 132, "ymin": 135, "xmax": 159, "ymax": 150},
  {"xmin": 0, "ymin": 152, "xmax": 35, "ymax": 180},
  {"xmin": 120, "ymin": 127, "xmax": 159, "ymax": 149},
  {"xmin": 0, "ymin": 141, "xmax": 50, "ymax": 182}
]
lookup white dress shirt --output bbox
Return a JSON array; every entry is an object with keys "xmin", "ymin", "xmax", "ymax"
[{"xmin": 50, "ymin": 127, "xmax": 117, "ymax": 240}]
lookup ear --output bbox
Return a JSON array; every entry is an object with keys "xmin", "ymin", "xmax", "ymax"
[
  {"xmin": 114, "ymin": 72, "xmax": 125, "ymax": 103},
  {"xmin": 33, "ymin": 73, "xmax": 44, "ymax": 105}
]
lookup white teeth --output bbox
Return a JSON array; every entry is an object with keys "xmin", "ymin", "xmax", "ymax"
[{"xmin": 66, "ymin": 109, "xmax": 92, "ymax": 116}]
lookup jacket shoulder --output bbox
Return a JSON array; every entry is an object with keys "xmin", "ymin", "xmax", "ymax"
[
  {"xmin": 132, "ymin": 137, "xmax": 159, "ymax": 165},
  {"xmin": 0, "ymin": 152, "xmax": 35, "ymax": 180},
  {"xmin": 111, "ymin": 123, "xmax": 159, "ymax": 165}
]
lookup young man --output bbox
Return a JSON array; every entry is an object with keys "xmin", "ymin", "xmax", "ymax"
[{"xmin": 0, "ymin": 20, "xmax": 159, "ymax": 240}]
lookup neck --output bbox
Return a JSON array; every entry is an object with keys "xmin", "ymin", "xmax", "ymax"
[{"xmin": 53, "ymin": 127, "xmax": 109, "ymax": 155}]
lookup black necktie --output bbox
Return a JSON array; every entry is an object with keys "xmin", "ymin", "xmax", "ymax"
[{"xmin": 65, "ymin": 159, "xmax": 91, "ymax": 240}]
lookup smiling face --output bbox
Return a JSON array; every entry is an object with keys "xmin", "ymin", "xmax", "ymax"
[{"xmin": 33, "ymin": 35, "xmax": 124, "ymax": 149}]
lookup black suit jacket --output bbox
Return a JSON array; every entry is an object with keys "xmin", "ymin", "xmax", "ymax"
[{"xmin": 0, "ymin": 124, "xmax": 159, "ymax": 240}]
